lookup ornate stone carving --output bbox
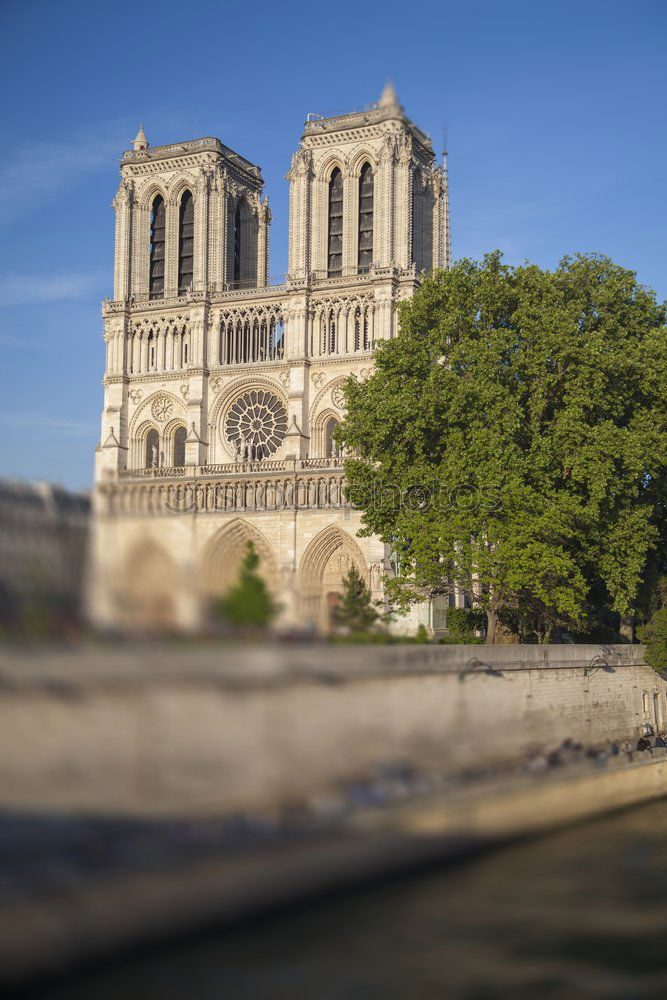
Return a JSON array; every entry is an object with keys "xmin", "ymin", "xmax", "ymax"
[
  {"xmin": 379, "ymin": 134, "xmax": 397, "ymax": 165},
  {"xmin": 397, "ymin": 132, "xmax": 413, "ymax": 164},
  {"xmin": 312, "ymin": 372, "xmax": 326, "ymax": 387},
  {"xmin": 113, "ymin": 177, "xmax": 134, "ymax": 208},
  {"xmin": 278, "ymin": 371, "xmax": 290, "ymax": 388},
  {"xmin": 151, "ymin": 394, "xmax": 174, "ymax": 422},
  {"xmin": 107, "ymin": 469, "xmax": 349, "ymax": 516},
  {"xmin": 369, "ymin": 562, "xmax": 384, "ymax": 592},
  {"xmin": 331, "ymin": 385, "xmax": 346, "ymax": 410},
  {"xmin": 128, "ymin": 389, "xmax": 143, "ymax": 404},
  {"xmin": 180, "ymin": 384, "xmax": 190, "ymax": 399},
  {"xmin": 290, "ymin": 147, "xmax": 313, "ymax": 178}
]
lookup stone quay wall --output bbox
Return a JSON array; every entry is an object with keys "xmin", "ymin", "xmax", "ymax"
[{"xmin": 0, "ymin": 643, "xmax": 663, "ymax": 818}]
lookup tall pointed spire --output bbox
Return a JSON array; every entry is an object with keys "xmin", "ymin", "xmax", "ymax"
[
  {"xmin": 132, "ymin": 124, "xmax": 149, "ymax": 151},
  {"xmin": 378, "ymin": 81, "xmax": 400, "ymax": 109}
]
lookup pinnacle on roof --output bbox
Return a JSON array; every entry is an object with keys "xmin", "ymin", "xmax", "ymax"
[
  {"xmin": 132, "ymin": 124, "xmax": 149, "ymax": 151},
  {"xmin": 378, "ymin": 81, "xmax": 400, "ymax": 109}
]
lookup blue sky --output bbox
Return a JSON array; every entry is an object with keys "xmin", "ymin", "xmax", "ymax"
[{"xmin": 0, "ymin": 0, "xmax": 665, "ymax": 490}]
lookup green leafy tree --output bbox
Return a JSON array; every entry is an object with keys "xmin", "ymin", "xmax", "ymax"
[
  {"xmin": 333, "ymin": 565, "xmax": 379, "ymax": 632},
  {"xmin": 219, "ymin": 542, "xmax": 278, "ymax": 631},
  {"xmin": 446, "ymin": 607, "xmax": 487, "ymax": 639},
  {"xmin": 638, "ymin": 577, "xmax": 667, "ymax": 674},
  {"xmin": 637, "ymin": 608, "xmax": 667, "ymax": 674},
  {"xmin": 339, "ymin": 253, "xmax": 667, "ymax": 643}
]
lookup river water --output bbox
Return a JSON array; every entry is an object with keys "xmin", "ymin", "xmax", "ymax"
[{"xmin": 35, "ymin": 798, "xmax": 667, "ymax": 1000}]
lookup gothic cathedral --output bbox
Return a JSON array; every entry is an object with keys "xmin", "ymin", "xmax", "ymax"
[{"xmin": 90, "ymin": 85, "xmax": 451, "ymax": 632}]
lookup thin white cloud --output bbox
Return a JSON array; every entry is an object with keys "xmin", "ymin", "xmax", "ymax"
[
  {"xmin": 0, "ymin": 415, "xmax": 97, "ymax": 437},
  {"xmin": 0, "ymin": 128, "xmax": 127, "ymax": 225},
  {"xmin": 0, "ymin": 271, "xmax": 106, "ymax": 308},
  {"xmin": 0, "ymin": 111, "xmax": 210, "ymax": 226}
]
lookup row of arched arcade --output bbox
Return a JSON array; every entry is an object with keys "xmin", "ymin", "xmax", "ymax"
[{"xmin": 116, "ymin": 519, "xmax": 372, "ymax": 632}]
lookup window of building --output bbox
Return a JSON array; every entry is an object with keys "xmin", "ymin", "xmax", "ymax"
[
  {"xmin": 233, "ymin": 203, "xmax": 242, "ymax": 284},
  {"xmin": 325, "ymin": 418, "xmax": 339, "ymax": 458},
  {"xmin": 358, "ymin": 163, "xmax": 373, "ymax": 273},
  {"xmin": 273, "ymin": 319, "xmax": 285, "ymax": 359},
  {"xmin": 173, "ymin": 426, "xmax": 187, "ymax": 467},
  {"xmin": 322, "ymin": 308, "xmax": 337, "ymax": 355},
  {"xmin": 412, "ymin": 174, "xmax": 433, "ymax": 273},
  {"xmin": 149, "ymin": 195, "xmax": 165, "ymax": 299},
  {"xmin": 178, "ymin": 191, "xmax": 194, "ymax": 294},
  {"xmin": 353, "ymin": 305, "xmax": 371, "ymax": 352},
  {"xmin": 221, "ymin": 314, "xmax": 285, "ymax": 365},
  {"xmin": 328, "ymin": 168, "xmax": 343, "ymax": 277},
  {"xmin": 145, "ymin": 428, "xmax": 159, "ymax": 469},
  {"xmin": 226, "ymin": 390, "xmax": 288, "ymax": 460}
]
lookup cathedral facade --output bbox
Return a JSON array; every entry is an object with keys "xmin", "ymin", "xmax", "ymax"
[{"xmin": 89, "ymin": 85, "xmax": 451, "ymax": 632}]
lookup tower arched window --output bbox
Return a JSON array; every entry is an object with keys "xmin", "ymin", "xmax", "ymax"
[
  {"xmin": 327, "ymin": 168, "xmax": 343, "ymax": 277},
  {"xmin": 149, "ymin": 195, "xmax": 165, "ymax": 299},
  {"xmin": 233, "ymin": 203, "xmax": 242, "ymax": 284},
  {"xmin": 358, "ymin": 163, "xmax": 373, "ymax": 273},
  {"xmin": 173, "ymin": 426, "xmax": 187, "ymax": 467},
  {"xmin": 145, "ymin": 428, "xmax": 159, "ymax": 469},
  {"xmin": 178, "ymin": 191, "xmax": 194, "ymax": 294},
  {"xmin": 325, "ymin": 417, "xmax": 340, "ymax": 458},
  {"xmin": 411, "ymin": 174, "xmax": 433, "ymax": 274},
  {"xmin": 322, "ymin": 308, "xmax": 337, "ymax": 355}
]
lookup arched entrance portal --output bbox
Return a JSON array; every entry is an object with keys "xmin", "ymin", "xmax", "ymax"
[
  {"xmin": 118, "ymin": 540, "xmax": 179, "ymax": 631},
  {"xmin": 199, "ymin": 519, "xmax": 279, "ymax": 619},
  {"xmin": 299, "ymin": 525, "xmax": 367, "ymax": 632}
]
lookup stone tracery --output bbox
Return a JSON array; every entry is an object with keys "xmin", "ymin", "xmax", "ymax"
[
  {"xmin": 127, "ymin": 315, "xmax": 190, "ymax": 374},
  {"xmin": 225, "ymin": 389, "xmax": 288, "ymax": 459},
  {"xmin": 216, "ymin": 303, "xmax": 285, "ymax": 365},
  {"xmin": 311, "ymin": 295, "xmax": 376, "ymax": 357}
]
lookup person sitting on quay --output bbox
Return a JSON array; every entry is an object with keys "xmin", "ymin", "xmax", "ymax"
[
  {"xmin": 654, "ymin": 732, "xmax": 667, "ymax": 749},
  {"xmin": 636, "ymin": 735, "xmax": 652, "ymax": 753}
]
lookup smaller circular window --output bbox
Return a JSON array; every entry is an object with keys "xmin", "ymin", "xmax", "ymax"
[{"xmin": 226, "ymin": 389, "xmax": 288, "ymax": 459}]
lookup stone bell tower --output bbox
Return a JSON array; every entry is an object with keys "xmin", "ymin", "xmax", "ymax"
[
  {"xmin": 287, "ymin": 82, "xmax": 450, "ymax": 282},
  {"xmin": 98, "ymin": 126, "xmax": 271, "ymax": 481}
]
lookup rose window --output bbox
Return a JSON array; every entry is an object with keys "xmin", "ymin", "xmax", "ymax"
[
  {"xmin": 226, "ymin": 390, "xmax": 288, "ymax": 459},
  {"xmin": 151, "ymin": 395, "xmax": 173, "ymax": 422}
]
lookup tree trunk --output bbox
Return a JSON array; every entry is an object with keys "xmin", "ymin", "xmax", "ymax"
[
  {"xmin": 486, "ymin": 605, "xmax": 520, "ymax": 644},
  {"xmin": 486, "ymin": 606, "xmax": 498, "ymax": 643},
  {"xmin": 620, "ymin": 615, "xmax": 634, "ymax": 643}
]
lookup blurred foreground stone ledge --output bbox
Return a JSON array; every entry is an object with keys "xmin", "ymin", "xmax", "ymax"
[
  {"xmin": 0, "ymin": 642, "xmax": 662, "ymax": 820},
  {"xmin": 0, "ymin": 640, "xmax": 649, "ymax": 689}
]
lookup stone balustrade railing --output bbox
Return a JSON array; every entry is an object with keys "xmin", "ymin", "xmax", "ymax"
[
  {"xmin": 102, "ymin": 465, "xmax": 349, "ymax": 516},
  {"xmin": 118, "ymin": 456, "xmax": 344, "ymax": 481}
]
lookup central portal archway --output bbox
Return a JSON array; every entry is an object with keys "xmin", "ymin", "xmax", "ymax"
[{"xmin": 299, "ymin": 525, "xmax": 367, "ymax": 632}]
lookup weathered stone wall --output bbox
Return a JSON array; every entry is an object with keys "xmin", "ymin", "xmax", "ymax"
[{"xmin": 0, "ymin": 644, "xmax": 663, "ymax": 817}]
